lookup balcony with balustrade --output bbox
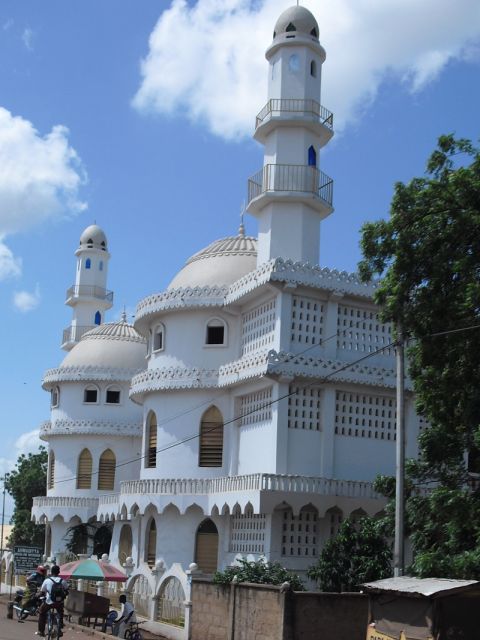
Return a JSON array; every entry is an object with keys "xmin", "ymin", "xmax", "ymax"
[
  {"xmin": 32, "ymin": 495, "xmax": 99, "ymax": 523},
  {"xmin": 61, "ymin": 324, "xmax": 96, "ymax": 350},
  {"xmin": 254, "ymin": 99, "xmax": 334, "ymax": 145},
  {"xmin": 96, "ymin": 473, "xmax": 382, "ymax": 522},
  {"xmin": 247, "ymin": 163, "xmax": 333, "ymax": 216},
  {"xmin": 65, "ymin": 284, "xmax": 114, "ymax": 306}
]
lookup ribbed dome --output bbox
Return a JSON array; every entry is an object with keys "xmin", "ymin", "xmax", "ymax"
[
  {"xmin": 79, "ymin": 224, "xmax": 108, "ymax": 251},
  {"xmin": 168, "ymin": 232, "xmax": 257, "ymax": 289},
  {"xmin": 61, "ymin": 320, "xmax": 147, "ymax": 369},
  {"xmin": 274, "ymin": 6, "xmax": 319, "ymax": 39}
]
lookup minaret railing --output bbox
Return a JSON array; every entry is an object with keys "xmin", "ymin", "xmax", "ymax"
[
  {"xmin": 255, "ymin": 99, "xmax": 333, "ymax": 130},
  {"xmin": 66, "ymin": 284, "xmax": 114, "ymax": 302},
  {"xmin": 248, "ymin": 164, "xmax": 333, "ymax": 206},
  {"xmin": 62, "ymin": 325, "xmax": 96, "ymax": 345}
]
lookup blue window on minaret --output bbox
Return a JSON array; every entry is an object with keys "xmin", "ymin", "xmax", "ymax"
[
  {"xmin": 95, "ymin": 311, "xmax": 101, "ymax": 325},
  {"xmin": 85, "ymin": 258, "xmax": 91, "ymax": 269},
  {"xmin": 99, "ymin": 261, "xmax": 103, "ymax": 271},
  {"xmin": 308, "ymin": 146, "xmax": 317, "ymax": 167}
]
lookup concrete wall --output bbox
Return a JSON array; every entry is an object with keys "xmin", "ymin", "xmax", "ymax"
[{"xmin": 191, "ymin": 580, "xmax": 369, "ymax": 640}]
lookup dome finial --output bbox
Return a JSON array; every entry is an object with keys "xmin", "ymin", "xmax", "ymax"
[
  {"xmin": 121, "ymin": 306, "xmax": 127, "ymax": 323},
  {"xmin": 238, "ymin": 201, "xmax": 245, "ymax": 236}
]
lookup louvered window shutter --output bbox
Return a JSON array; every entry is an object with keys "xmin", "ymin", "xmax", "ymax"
[
  {"xmin": 77, "ymin": 449, "xmax": 93, "ymax": 489},
  {"xmin": 199, "ymin": 407, "xmax": 223, "ymax": 467},
  {"xmin": 147, "ymin": 520, "xmax": 157, "ymax": 567},
  {"xmin": 147, "ymin": 414, "xmax": 157, "ymax": 468},
  {"xmin": 48, "ymin": 451, "xmax": 55, "ymax": 490},
  {"xmin": 98, "ymin": 449, "xmax": 116, "ymax": 490}
]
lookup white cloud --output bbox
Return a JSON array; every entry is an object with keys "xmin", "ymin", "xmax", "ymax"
[
  {"xmin": 0, "ymin": 239, "xmax": 21, "ymax": 281},
  {"xmin": 3, "ymin": 19, "xmax": 13, "ymax": 31},
  {"xmin": 13, "ymin": 283, "xmax": 40, "ymax": 312},
  {"xmin": 0, "ymin": 107, "xmax": 86, "ymax": 278},
  {"xmin": 14, "ymin": 429, "xmax": 42, "ymax": 457},
  {"xmin": 22, "ymin": 27, "xmax": 34, "ymax": 51},
  {"xmin": 133, "ymin": 0, "xmax": 480, "ymax": 140}
]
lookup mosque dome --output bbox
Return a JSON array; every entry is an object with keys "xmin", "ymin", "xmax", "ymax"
[
  {"xmin": 168, "ymin": 228, "xmax": 257, "ymax": 289},
  {"xmin": 79, "ymin": 224, "xmax": 108, "ymax": 251},
  {"xmin": 273, "ymin": 6, "xmax": 319, "ymax": 40},
  {"xmin": 60, "ymin": 318, "xmax": 147, "ymax": 370}
]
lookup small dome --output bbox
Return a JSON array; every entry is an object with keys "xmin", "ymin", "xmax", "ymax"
[
  {"xmin": 273, "ymin": 6, "xmax": 319, "ymax": 40},
  {"xmin": 79, "ymin": 224, "xmax": 108, "ymax": 251},
  {"xmin": 60, "ymin": 319, "xmax": 146, "ymax": 370},
  {"xmin": 168, "ymin": 233, "xmax": 257, "ymax": 289}
]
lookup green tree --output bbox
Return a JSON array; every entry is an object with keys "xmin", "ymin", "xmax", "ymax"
[
  {"xmin": 359, "ymin": 135, "xmax": 480, "ymax": 577},
  {"xmin": 5, "ymin": 446, "xmax": 48, "ymax": 548},
  {"xmin": 65, "ymin": 522, "xmax": 113, "ymax": 557},
  {"xmin": 213, "ymin": 558, "xmax": 305, "ymax": 591},
  {"xmin": 307, "ymin": 517, "xmax": 392, "ymax": 591}
]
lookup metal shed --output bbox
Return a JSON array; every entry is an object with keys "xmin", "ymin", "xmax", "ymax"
[{"xmin": 362, "ymin": 576, "xmax": 480, "ymax": 640}]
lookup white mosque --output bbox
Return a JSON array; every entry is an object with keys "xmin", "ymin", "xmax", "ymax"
[{"xmin": 32, "ymin": 4, "xmax": 422, "ymax": 629}]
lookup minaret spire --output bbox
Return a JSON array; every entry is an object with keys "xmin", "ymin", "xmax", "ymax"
[
  {"xmin": 246, "ymin": 6, "xmax": 334, "ymax": 266},
  {"xmin": 61, "ymin": 224, "xmax": 113, "ymax": 350}
]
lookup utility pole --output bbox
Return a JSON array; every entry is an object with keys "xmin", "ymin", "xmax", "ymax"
[
  {"xmin": 394, "ymin": 325, "xmax": 405, "ymax": 577},
  {"xmin": 0, "ymin": 474, "xmax": 6, "ymax": 593}
]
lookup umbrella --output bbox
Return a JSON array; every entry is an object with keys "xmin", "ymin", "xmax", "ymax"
[{"xmin": 59, "ymin": 558, "xmax": 127, "ymax": 582}]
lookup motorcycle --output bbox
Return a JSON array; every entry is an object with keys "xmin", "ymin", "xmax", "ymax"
[{"xmin": 13, "ymin": 589, "xmax": 45, "ymax": 621}]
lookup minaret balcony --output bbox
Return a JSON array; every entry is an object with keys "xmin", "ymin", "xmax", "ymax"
[
  {"xmin": 254, "ymin": 99, "xmax": 333, "ymax": 145},
  {"xmin": 61, "ymin": 324, "xmax": 96, "ymax": 349},
  {"xmin": 65, "ymin": 284, "xmax": 114, "ymax": 306},
  {"xmin": 247, "ymin": 164, "xmax": 333, "ymax": 216}
]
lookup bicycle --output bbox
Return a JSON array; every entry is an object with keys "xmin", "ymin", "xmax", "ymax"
[
  {"xmin": 124, "ymin": 620, "xmax": 145, "ymax": 640},
  {"xmin": 46, "ymin": 606, "xmax": 62, "ymax": 640}
]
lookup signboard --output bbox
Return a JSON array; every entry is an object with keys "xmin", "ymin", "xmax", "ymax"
[{"xmin": 13, "ymin": 545, "xmax": 43, "ymax": 574}]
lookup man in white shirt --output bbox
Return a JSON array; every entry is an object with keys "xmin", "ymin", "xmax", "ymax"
[
  {"xmin": 36, "ymin": 565, "xmax": 68, "ymax": 637},
  {"xmin": 113, "ymin": 594, "xmax": 136, "ymax": 638}
]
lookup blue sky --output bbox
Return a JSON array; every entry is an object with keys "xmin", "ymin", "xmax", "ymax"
[{"xmin": 0, "ymin": 0, "xmax": 479, "ymax": 509}]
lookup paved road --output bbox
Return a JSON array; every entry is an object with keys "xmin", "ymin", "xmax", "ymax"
[{"xmin": 0, "ymin": 615, "xmax": 83, "ymax": 640}]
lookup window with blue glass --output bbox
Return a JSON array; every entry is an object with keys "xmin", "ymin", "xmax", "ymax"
[{"xmin": 85, "ymin": 258, "xmax": 91, "ymax": 269}]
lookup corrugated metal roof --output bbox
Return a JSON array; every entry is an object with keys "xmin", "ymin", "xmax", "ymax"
[{"xmin": 362, "ymin": 576, "xmax": 480, "ymax": 598}]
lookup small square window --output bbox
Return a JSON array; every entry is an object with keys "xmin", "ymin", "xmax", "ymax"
[
  {"xmin": 206, "ymin": 325, "xmax": 224, "ymax": 345},
  {"xmin": 106, "ymin": 390, "xmax": 120, "ymax": 404},
  {"xmin": 84, "ymin": 389, "xmax": 98, "ymax": 403}
]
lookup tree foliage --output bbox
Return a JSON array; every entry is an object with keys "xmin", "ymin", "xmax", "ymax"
[
  {"xmin": 213, "ymin": 558, "xmax": 305, "ymax": 591},
  {"xmin": 64, "ymin": 522, "xmax": 113, "ymax": 557},
  {"xmin": 359, "ymin": 135, "xmax": 480, "ymax": 577},
  {"xmin": 5, "ymin": 447, "xmax": 47, "ymax": 548},
  {"xmin": 307, "ymin": 517, "xmax": 392, "ymax": 591}
]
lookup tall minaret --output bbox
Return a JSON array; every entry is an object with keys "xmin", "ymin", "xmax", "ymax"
[
  {"xmin": 247, "ymin": 6, "xmax": 334, "ymax": 266},
  {"xmin": 61, "ymin": 224, "xmax": 113, "ymax": 350}
]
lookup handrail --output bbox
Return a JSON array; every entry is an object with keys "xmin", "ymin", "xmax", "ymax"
[
  {"xmin": 255, "ymin": 99, "xmax": 333, "ymax": 130},
  {"xmin": 247, "ymin": 164, "xmax": 333, "ymax": 206},
  {"xmin": 62, "ymin": 325, "xmax": 96, "ymax": 344},
  {"xmin": 66, "ymin": 284, "xmax": 114, "ymax": 302}
]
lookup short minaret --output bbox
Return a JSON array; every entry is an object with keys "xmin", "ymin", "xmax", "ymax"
[
  {"xmin": 247, "ymin": 6, "xmax": 334, "ymax": 266},
  {"xmin": 61, "ymin": 224, "xmax": 113, "ymax": 350}
]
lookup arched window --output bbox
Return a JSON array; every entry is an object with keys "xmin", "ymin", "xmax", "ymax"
[
  {"xmin": 118, "ymin": 524, "xmax": 133, "ymax": 564},
  {"xmin": 308, "ymin": 145, "xmax": 317, "ymax": 167},
  {"xmin": 205, "ymin": 318, "xmax": 226, "ymax": 346},
  {"xmin": 87, "ymin": 238, "xmax": 93, "ymax": 247},
  {"xmin": 310, "ymin": 27, "xmax": 318, "ymax": 38},
  {"xmin": 156, "ymin": 577, "xmax": 186, "ymax": 627},
  {"xmin": 48, "ymin": 450, "xmax": 55, "ymax": 490},
  {"xmin": 286, "ymin": 22, "xmax": 296, "ymax": 32},
  {"xmin": 310, "ymin": 60, "xmax": 317, "ymax": 77},
  {"xmin": 199, "ymin": 406, "xmax": 223, "ymax": 467},
  {"xmin": 94, "ymin": 311, "xmax": 101, "ymax": 325},
  {"xmin": 146, "ymin": 412, "xmax": 157, "ymax": 468},
  {"xmin": 101, "ymin": 241, "xmax": 106, "ymax": 250},
  {"xmin": 153, "ymin": 324, "xmax": 165, "ymax": 352},
  {"xmin": 145, "ymin": 518, "xmax": 157, "ymax": 567},
  {"xmin": 51, "ymin": 386, "xmax": 60, "ymax": 408},
  {"xmin": 195, "ymin": 519, "xmax": 218, "ymax": 573},
  {"xmin": 106, "ymin": 386, "xmax": 121, "ymax": 404},
  {"xmin": 99, "ymin": 261, "xmax": 104, "ymax": 271},
  {"xmin": 98, "ymin": 449, "xmax": 116, "ymax": 490},
  {"xmin": 85, "ymin": 258, "xmax": 91, "ymax": 269},
  {"xmin": 84, "ymin": 385, "xmax": 98, "ymax": 403},
  {"xmin": 77, "ymin": 449, "xmax": 93, "ymax": 489}
]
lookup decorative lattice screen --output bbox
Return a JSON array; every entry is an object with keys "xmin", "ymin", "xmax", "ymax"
[
  {"xmin": 335, "ymin": 391, "xmax": 396, "ymax": 440},
  {"xmin": 241, "ymin": 298, "xmax": 276, "ymax": 355},
  {"xmin": 281, "ymin": 508, "xmax": 318, "ymax": 557},
  {"xmin": 240, "ymin": 388, "xmax": 272, "ymax": 426},
  {"xmin": 291, "ymin": 295, "xmax": 324, "ymax": 345},
  {"xmin": 337, "ymin": 304, "xmax": 393, "ymax": 356},
  {"xmin": 288, "ymin": 386, "xmax": 321, "ymax": 430}
]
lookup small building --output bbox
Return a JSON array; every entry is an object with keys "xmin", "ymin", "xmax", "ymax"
[{"xmin": 363, "ymin": 576, "xmax": 480, "ymax": 640}]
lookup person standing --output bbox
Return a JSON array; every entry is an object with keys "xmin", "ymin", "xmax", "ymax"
[
  {"xmin": 36, "ymin": 565, "xmax": 68, "ymax": 637},
  {"xmin": 22, "ymin": 565, "xmax": 46, "ymax": 614}
]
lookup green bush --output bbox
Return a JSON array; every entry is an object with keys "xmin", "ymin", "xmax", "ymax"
[{"xmin": 213, "ymin": 558, "xmax": 305, "ymax": 591}]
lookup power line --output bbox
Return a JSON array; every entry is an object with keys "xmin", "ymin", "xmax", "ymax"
[{"xmin": 51, "ymin": 321, "xmax": 480, "ymax": 487}]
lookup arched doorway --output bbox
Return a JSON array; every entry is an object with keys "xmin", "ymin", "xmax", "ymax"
[
  {"xmin": 194, "ymin": 519, "xmax": 218, "ymax": 573},
  {"xmin": 118, "ymin": 524, "xmax": 133, "ymax": 564}
]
